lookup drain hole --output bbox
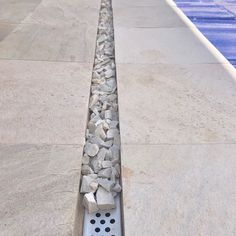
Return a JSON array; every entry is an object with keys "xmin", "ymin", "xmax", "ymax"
[
  {"xmin": 110, "ymin": 219, "xmax": 115, "ymax": 224},
  {"xmin": 90, "ymin": 219, "xmax": 96, "ymax": 224},
  {"xmin": 95, "ymin": 227, "xmax": 100, "ymax": 232},
  {"xmin": 96, "ymin": 213, "xmax": 101, "ymax": 218},
  {"xmin": 105, "ymin": 213, "xmax": 110, "ymax": 217},
  {"xmin": 100, "ymin": 219, "xmax": 105, "ymax": 224},
  {"xmin": 105, "ymin": 227, "xmax": 111, "ymax": 232}
]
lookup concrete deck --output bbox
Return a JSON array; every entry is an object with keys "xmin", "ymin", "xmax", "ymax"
[
  {"xmin": 113, "ymin": 0, "xmax": 236, "ymax": 235},
  {"xmin": 0, "ymin": 0, "xmax": 100, "ymax": 235}
]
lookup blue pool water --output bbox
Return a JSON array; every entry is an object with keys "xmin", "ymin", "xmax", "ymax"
[{"xmin": 175, "ymin": 0, "xmax": 236, "ymax": 67}]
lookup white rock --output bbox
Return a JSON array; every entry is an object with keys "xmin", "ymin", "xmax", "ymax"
[
  {"xmin": 89, "ymin": 136, "xmax": 104, "ymax": 146},
  {"xmin": 80, "ymin": 175, "xmax": 98, "ymax": 193},
  {"xmin": 98, "ymin": 168, "xmax": 112, "ymax": 179},
  {"xmin": 97, "ymin": 34, "xmax": 106, "ymax": 43},
  {"xmin": 107, "ymin": 94, "xmax": 117, "ymax": 102},
  {"xmin": 90, "ymin": 181, "xmax": 99, "ymax": 192},
  {"xmin": 97, "ymin": 178, "xmax": 115, "ymax": 192},
  {"xmin": 109, "ymin": 121, "xmax": 119, "ymax": 129},
  {"xmin": 114, "ymin": 163, "xmax": 121, "ymax": 175},
  {"xmin": 97, "ymin": 148, "xmax": 107, "ymax": 160},
  {"xmin": 105, "ymin": 69, "xmax": 115, "ymax": 78},
  {"xmin": 90, "ymin": 158, "xmax": 102, "ymax": 173},
  {"xmin": 84, "ymin": 143, "xmax": 99, "ymax": 157},
  {"xmin": 89, "ymin": 94, "xmax": 99, "ymax": 108},
  {"xmin": 107, "ymin": 128, "xmax": 119, "ymax": 140},
  {"xmin": 82, "ymin": 155, "xmax": 90, "ymax": 165},
  {"xmin": 105, "ymin": 148, "xmax": 112, "ymax": 160},
  {"xmin": 101, "ymin": 140, "xmax": 113, "ymax": 148},
  {"xmin": 113, "ymin": 134, "xmax": 120, "ymax": 146},
  {"xmin": 102, "ymin": 160, "xmax": 112, "ymax": 168},
  {"xmin": 111, "ymin": 191, "xmax": 118, "ymax": 198},
  {"xmin": 112, "ymin": 182, "xmax": 122, "ymax": 193},
  {"xmin": 106, "ymin": 78, "xmax": 116, "ymax": 89},
  {"xmin": 95, "ymin": 124, "xmax": 106, "ymax": 140},
  {"xmin": 83, "ymin": 192, "xmax": 99, "ymax": 214},
  {"xmin": 111, "ymin": 145, "xmax": 120, "ymax": 158},
  {"xmin": 81, "ymin": 165, "xmax": 94, "ymax": 175},
  {"xmin": 96, "ymin": 187, "xmax": 115, "ymax": 210},
  {"xmin": 87, "ymin": 174, "xmax": 98, "ymax": 179},
  {"xmin": 105, "ymin": 110, "xmax": 113, "ymax": 120}
]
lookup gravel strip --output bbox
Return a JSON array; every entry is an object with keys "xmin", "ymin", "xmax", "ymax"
[{"xmin": 80, "ymin": 0, "xmax": 121, "ymax": 214}]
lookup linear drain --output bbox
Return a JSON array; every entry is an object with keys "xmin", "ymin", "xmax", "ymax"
[{"xmin": 83, "ymin": 196, "xmax": 122, "ymax": 236}]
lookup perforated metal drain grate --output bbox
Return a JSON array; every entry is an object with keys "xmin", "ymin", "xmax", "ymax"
[{"xmin": 83, "ymin": 196, "xmax": 122, "ymax": 236}]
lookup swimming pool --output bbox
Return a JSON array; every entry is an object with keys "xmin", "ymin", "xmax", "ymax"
[{"xmin": 175, "ymin": 0, "xmax": 236, "ymax": 67}]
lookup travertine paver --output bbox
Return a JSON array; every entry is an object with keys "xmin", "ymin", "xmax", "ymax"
[
  {"xmin": 122, "ymin": 144, "xmax": 236, "ymax": 235},
  {"xmin": 115, "ymin": 27, "xmax": 227, "ymax": 64},
  {"xmin": 0, "ymin": 0, "xmax": 100, "ymax": 62},
  {"xmin": 0, "ymin": 144, "xmax": 82, "ymax": 236},
  {"xmin": 116, "ymin": 63, "xmax": 236, "ymax": 144},
  {"xmin": 113, "ymin": 0, "xmax": 236, "ymax": 234},
  {"xmin": 0, "ymin": 0, "xmax": 41, "ymax": 23},
  {"xmin": 0, "ymin": 0, "xmax": 100, "ymax": 234},
  {"xmin": 0, "ymin": 60, "xmax": 92, "ymax": 144},
  {"xmin": 113, "ymin": 6, "xmax": 186, "ymax": 28}
]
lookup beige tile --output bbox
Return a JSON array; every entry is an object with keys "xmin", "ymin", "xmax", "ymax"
[
  {"xmin": 0, "ymin": 0, "xmax": 41, "ymax": 23},
  {"xmin": 116, "ymin": 63, "xmax": 236, "ymax": 144},
  {"xmin": 0, "ymin": 22, "xmax": 97, "ymax": 62},
  {"xmin": 0, "ymin": 144, "xmax": 82, "ymax": 236},
  {"xmin": 23, "ymin": 0, "xmax": 100, "ymax": 26},
  {"xmin": 0, "ymin": 60, "xmax": 92, "ymax": 144},
  {"xmin": 113, "ymin": 6, "xmax": 186, "ymax": 28},
  {"xmin": 114, "ymin": 27, "xmax": 222, "ymax": 64},
  {"xmin": 121, "ymin": 144, "xmax": 236, "ymax": 236}
]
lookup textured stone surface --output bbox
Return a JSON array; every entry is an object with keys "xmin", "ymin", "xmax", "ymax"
[
  {"xmin": 83, "ymin": 192, "xmax": 99, "ymax": 214},
  {"xmin": 0, "ymin": 0, "xmax": 41, "ymax": 23},
  {"xmin": 0, "ymin": 0, "xmax": 101, "ymax": 234},
  {"xmin": 0, "ymin": 0, "xmax": 100, "ymax": 62},
  {"xmin": 113, "ymin": 6, "xmax": 186, "ymax": 28},
  {"xmin": 121, "ymin": 144, "xmax": 236, "ymax": 235},
  {"xmin": 113, "ymin": 0, "xmax": 236, "ymax": 235},
  {"xmin": 0, "ymin": 23, "xmax": 97, "ymax": 62},
  {"xmin": 114, "ymin": 27, "xmax": 225, "ymax": 64},
  {"xmin": 116, "ymin": 63, "xmax": 236, "ymax": 144},
  {"xmin": 96, "ymin": 186, "xmax": 115, "ymax": 210},
  {"xmin": 0, "ymin": 60, "xmax": 92, "ymax": 144},
  {"xmin": 0, "ymin": 144, "xmax": 82, "ymax": 236}
]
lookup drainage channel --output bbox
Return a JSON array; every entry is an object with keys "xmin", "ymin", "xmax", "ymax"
[{"xmin": 80, "ymin": 0, "xmax": 122, "ymax": 235}]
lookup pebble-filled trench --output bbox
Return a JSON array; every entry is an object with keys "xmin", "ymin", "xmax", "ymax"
[{"xmin": 80, "ymin": 0, "xmax": 122, "ymax": 235}]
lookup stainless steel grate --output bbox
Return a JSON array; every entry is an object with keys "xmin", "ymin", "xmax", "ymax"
[{"xmin": 83, "ymin": 196, "xmax": 122, "ymax": 236}]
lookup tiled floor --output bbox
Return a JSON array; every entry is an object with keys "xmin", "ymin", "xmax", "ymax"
[
  {"xmin": 0, "ymin": 0, "xmax": 100, "ymax": 234},
  {"xmin": 113, "ymin": 0, "xmax": 236, "ymax": 235}
]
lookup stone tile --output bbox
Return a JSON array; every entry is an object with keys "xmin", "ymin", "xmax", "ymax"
[
  {"xmin": 116, "ymin": 63, "xmax": 236, "ymax": 144},
  {"xmin": 0, "ymin": 144, "xmax": 82, "ymax": 236},
  {"xmin": 114, "ymin": 27, "xmax": 224, "ymax": 64},
  {"xmin": 113, "ymin": 6, "xmax": 186, "ymax": 28},
  {"xmin": 0, "ymin": 22, "xmax": 97, "ymax": 62},
  {"xmin": 23, "ymin": 0, "xmax": 100, "ymax": 26},
  {"xmin": 122, "ymin": 144, "xmax": 236, "ymax": 236},
  {"xmin": 0, "ymin": 60, "xmax": 92, "ymax": 144},
  {"xmin": 0, "ymin": 0, "xmax": 41, "ymax": 23}
]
